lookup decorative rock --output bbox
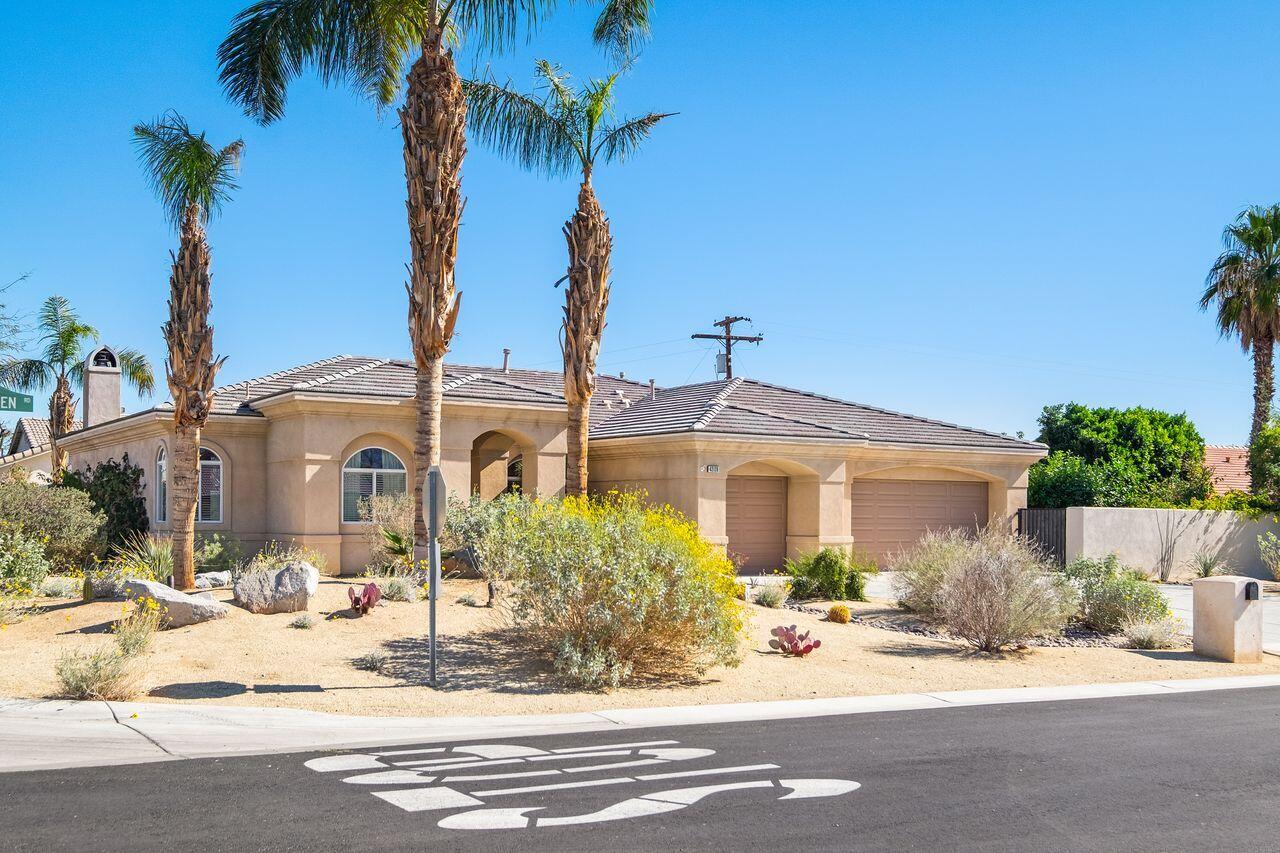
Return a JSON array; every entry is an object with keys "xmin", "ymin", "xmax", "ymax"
[
  {"xmin": 121, "ymin": 578, "xmax": 231, "ymax": 628},
  {"xmin": 194, "ymin": 571, "xmax": 232, "ymax": 589},
  {"xmin": 232, "ymin": 561, "xmax": 320, "ymax": 614}
]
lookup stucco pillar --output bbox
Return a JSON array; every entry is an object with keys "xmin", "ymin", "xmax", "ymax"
[
  {"xmin": 530, "ymin": 450, "xmax": 565, "ymax": 498},
  {"xmin": 787, "ymin": 461, "xmax": 851, "ymax": 558}
]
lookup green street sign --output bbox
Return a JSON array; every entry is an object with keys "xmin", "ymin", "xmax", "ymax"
[{"xmin": 0, "ymin": 387, "xmax": 34, "ymax": 413}]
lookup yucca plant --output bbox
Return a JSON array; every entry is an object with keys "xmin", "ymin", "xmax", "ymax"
[
  {"xmin": 217, "ymin": 0, "xmax": 653, "ymax": 531},
  {"xmin": 133, "ymin": 113, "xmax": 240, "ymax": 590},
  {"xmin": 464, "ymin": 63, "xmax": 672, "ymax": 494},
  {"xmin": 114, "ymin": 531, "xmax": 175, "ymax": 585},
  {"xmin": 0, "ymin": 296, "xmax": 154, "ymax": 478}
]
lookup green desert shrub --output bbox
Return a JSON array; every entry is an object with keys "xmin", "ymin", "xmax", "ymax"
[
  {"xmin": 444, "ymin": 492, "xmax": 535, "ymax": 585},
  {"xmin": 0, "ymin": 478, "xmax": 103, "ymax": 569},
  {"xmin": 359, "ymin": 492, "xmax": 415, "ymax": 575},
  {"xmin": 0, "ymin": 523, "xmax": 53, "ymax": 595},
  {"xmin": 1187, "ymin": 549, "xmax": 1226, "ymax": 579},
  {"xmin": 931, "ymin": 526, "xmax": 1077, "ymax": 652},
  {"xmin": 39, "ymin": 575, "xmax": 82, "ymax": 598},
  {"xmin": 112, "ymin": 532, "xmax": 174, "ymax": 584},
  {"xmin": 195, "ymin": 533, "xmax": 245, "ymax": 574},
  {"xmin": 111, "ymin": 598, "xmax": 164, "ymax": 657},
  {"xmin": 785, "ymin": 548, "xmax": 869, "ymax": 601},
  {"xmin": 62, "ymin": 455, "xmax": 149, "ymax": 554},
  {"xmin": 249, "ymin": 540, "xmax": 328, "ymax": 574},
  {"xmin": 290, "ymin": 614, "xmax": 315, "ymax": 630},
  {"xmin": 752, "ymin": 584, "xmax": 786, "ymax": 609},
  {"xmin": 474, "ymin": 492, "xmax": 742, "ymax": 689},
  {"xmin": 353, "ymin": 650, "xmax": 389, "ymax": 673},
  {"xmin": 381, "ymin": 576, "xmax": 421, "ymax": 602},
  {"xmin": 1063, "ymin": 554, "xmax": 1171, "ymax": 632},
  {"xmin": 1123, "ymin": 615, "xmax": 1184, "ymax": 650},
  {"xmin": 891, "ymin": 527, "xmax": 972, "ymax": 616}
]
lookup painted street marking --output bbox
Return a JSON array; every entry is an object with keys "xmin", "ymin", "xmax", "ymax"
[{"xmin": 305, "ymin": 738, "xmax": 859, "ymax": 830}]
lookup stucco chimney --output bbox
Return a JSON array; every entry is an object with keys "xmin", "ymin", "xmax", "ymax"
[
  {"xmin": 502, "ymin": 348, "xmax": 511, "ymax": 373},
  {"xmin": 82, "ymin": 345, "xmax": 121, "ymax": 428},
  {"xmin": 648, "ymin": 379, "xmax": 656, "ymax": 400}
]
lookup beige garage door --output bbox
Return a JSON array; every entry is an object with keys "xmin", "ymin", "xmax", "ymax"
[
  {"xmin": 851, "ymin": 479, "xmax": 988, "ymax": 565},
  {"xmin": 726, "ymin": 475, "xmax": 788, "ymax": 574}
]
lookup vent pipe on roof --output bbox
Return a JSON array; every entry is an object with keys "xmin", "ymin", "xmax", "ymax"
[
  {"xmin": 648, "ymin": 379, "xmax": 656, "ymax": 400},
  {"xmin": 501, "ymin": 348, "xmax": 511, "ymax": 373},
  {"xmin": 619, "ymin": 371, "xmax": 626, "ymax": 380}
]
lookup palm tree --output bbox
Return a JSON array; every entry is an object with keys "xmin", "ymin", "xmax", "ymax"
[
  {"xmin": 217, "ymin": 0, "xmax": 652, "ymax": 547},
  {"xmin": 1201, "ymin": 204, "xmax": 1280, "ymax": 485},
  {"xmin": 133, "ymin": 113, "xmax": 241, "ymax": 590},
  {"xmin": 0, "ymin": 296, "xmax": 155, "ymax": 479},
  {"xmin": 464, "ymin": 62, "xmax": 672, "ymax": 494}
]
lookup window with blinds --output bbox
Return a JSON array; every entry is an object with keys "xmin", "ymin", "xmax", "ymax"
[
  {"xmin": 198, "ymin": 447, "xmax": 222, "ymax": 523},
  {"xmin": 155, "ymin": 447, "xmax": 168, "ymax": 523},
  {"xmin": 342, "ymin": 447, "xmax": 407, "ymax": 522}
]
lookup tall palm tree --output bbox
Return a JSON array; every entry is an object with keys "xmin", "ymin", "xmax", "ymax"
[
  {"xmin": 133, "ymin": 113, "xmax": 241, "ymax": 590},
  {"xmin": 0, "ymin": 296, "xmax": 155, "ymax": 479},
  {"xmin": 1201, "ymin": 204, "xmax": 1280, "ymax": 485},
  {"xmin": 464, "ymin": 62, "xmax": 672, "ymax": 494},
  {"xmin": 217, "ymin": 0, "xmax": 652, "ymax": 547}
]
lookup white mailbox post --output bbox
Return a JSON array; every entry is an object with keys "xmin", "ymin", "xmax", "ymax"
[{"xmin": 1192, "ymin": 575, "xmax": 1263, "ymax": 663}]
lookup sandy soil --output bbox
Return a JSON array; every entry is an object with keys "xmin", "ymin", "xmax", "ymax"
[{"xmin": 3, "ymin": 579, "xmax": 1278, "ymax": 717}]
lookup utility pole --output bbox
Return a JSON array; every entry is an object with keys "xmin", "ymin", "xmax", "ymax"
[{"xmin": 692, "ymin": 316, "xmax": 763, "ymax": 379}]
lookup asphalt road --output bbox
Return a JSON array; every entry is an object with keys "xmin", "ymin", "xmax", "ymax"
[{"xmin": 6, "ymin": 687, "xmax": 1280, "ymax": 852}]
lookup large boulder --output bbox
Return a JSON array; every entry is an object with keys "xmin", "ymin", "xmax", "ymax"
[
  {"xmin": 194, "ymin": 571, "xmax": 232, "ymax": 589},
  {"xmin": 122, "ymin": 578, "xmax": 231, "ymax": 628},
  {"xmin": 232, "ymin": 561, "xmax": 320, "ymax": 614}
]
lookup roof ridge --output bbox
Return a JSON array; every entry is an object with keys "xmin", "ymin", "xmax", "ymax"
[
  {"xmin": 692, "ymin": 378, "xmax": 742, "ymax": 430},
  {"xmin": 215, "ymin": 355, "xmax": 354, "ymax": 396},
  {"xmin": 719, "ymin": 399, "xmax": 870, "ymax": 440},
  {"xmin": 291, "ymin": 358, "xmax": 390, "ymax": 390},
  {"xmin": 442, "ymin": 372, "xmax": 483, "ymax": 392},
  {"xmin": 471, "ymin": 372, "xmax": 573, "ymax": 402},
  {"xmin": 738, "ymin": 377, "xmax": 1042, "ymax": 448}
]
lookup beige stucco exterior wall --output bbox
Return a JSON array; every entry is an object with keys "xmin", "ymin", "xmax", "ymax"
[{"xmin": 589, "ymin": 436, "xmax": 1043, "ymax": 563}]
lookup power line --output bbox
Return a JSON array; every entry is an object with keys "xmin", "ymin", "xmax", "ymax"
[{"xmin": 691, "ymin": 316, "xmax": 763, "ymax": 380}]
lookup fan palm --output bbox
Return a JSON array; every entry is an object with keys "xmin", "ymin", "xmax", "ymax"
[
  {"xmin": 1201, "ymin": 205, "xmax": 1280, "ymax": 480},
  {"xmin": 0, "ymin": 296, "xmax": 155, "ymax": 479},
  {"xmin": 133, "ymin": 112, "xmax": 241, "ymax": 589},
  {"xmin": 217, "ymin": 0, "xmax": 652, "ymax": 543},
  {"xmin": 464, "ymin": 62, "xmax": 672, "ymax": 494}
]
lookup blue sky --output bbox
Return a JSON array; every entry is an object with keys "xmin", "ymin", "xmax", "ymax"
[{"xmin": 2, "ymin": 0, "xmax": 1277, "ymax": 445}]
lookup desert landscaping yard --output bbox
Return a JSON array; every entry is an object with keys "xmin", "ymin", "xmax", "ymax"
[{"xmin": 4, "ymin": 577, "xmax": 1277, "ymax": 718}]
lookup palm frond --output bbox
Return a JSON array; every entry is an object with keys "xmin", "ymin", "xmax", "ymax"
[
  {"xmin": 133, "ymin": 113, "xmax": 245, "ymax": 226},
  {"xmin": 590, "ymin": 0, "xmax": 652, "ymax": 62},
  {"xmin": 115, "ymin": 348, "xmax": 157, "ymax": 397},
  {"xmin": 217, "ymin": 0, "xmax": 424, "ymax": 125},
  {"xmin": 0, "ymin": 359, "xmax": 54, "ymax": 392},
  {"xmin": 450, "ymin": 0, "xmax": 553, "ymax": 53},
  {"xmin": 1201, "ymin": 205, "xmax": 1280, "ymax": 353},
  {"xmin": 534, "ymin": 59, "xmax": 577, "ymax": 113},
  {"xmin": 462, "ymin": 77, "xmax": 583, "ymax": 177},
  {"xmin": 36, "ymin": 296, "xmax": 96, "ymax": 370},
  {"xmin": 594, "ymin": 110, "xmax": 674, "ymax": 164}
]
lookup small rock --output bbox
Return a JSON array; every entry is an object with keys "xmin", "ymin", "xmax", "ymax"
[
  {"xmin": 232, "ymin": 561, "xmax": 320, "ymax": 614},
  {"xmin": 122, "ymin": 578, "xmax": 231, "ymax": 628},
  {"xmin": 194, "ymin": 571, "xmax": 232, "ymax": 589}
]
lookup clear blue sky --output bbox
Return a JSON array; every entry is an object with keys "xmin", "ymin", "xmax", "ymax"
[{"xmin": 2, "ymin": 0, "xmax": 1277, "ymax": 445}]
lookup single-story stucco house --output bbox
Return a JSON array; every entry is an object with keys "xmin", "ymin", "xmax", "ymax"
[{"xmin": 0, "ymin": 347, "xmax": 1046, "ymax": 575}]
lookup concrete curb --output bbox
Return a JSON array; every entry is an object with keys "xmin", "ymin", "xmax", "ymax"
[{"xmin": 6, "ymin": 674, "xmax": 1280, "ymax": 773}]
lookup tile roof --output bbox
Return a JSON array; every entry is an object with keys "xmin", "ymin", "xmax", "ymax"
[
  {"xmin": 1205, "ymin": 444, "xmax": 1251, "ymax": 494},
  {"xmin": 7, "ymin": 417, "xmax": 82, "ymax": 455},
  {"xmin": 590, "ymin": 377, "xmax": 1044, "ymax": 451}
]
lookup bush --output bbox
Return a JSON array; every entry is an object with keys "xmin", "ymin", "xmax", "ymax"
[
  {"xmin": 0, "ymin": 523, "xmax": 53, "ymax": 595},
  {"xmin": 62, "ymin": 455, "xmax": 148, "ymax": 553},
  {"xmin": 353, "ymin": 650, "xmax": 388, "ymax": 673},
  {"xmin": 1063, "ymin": 554, "xmax": 1171, "ymax": 632},
  {"xmin": 112, "ymin": 532, "xmax": 174, "ymax": 584},
  {"xmin": 444, "ymin": 492, "xmax": 534, "ymax": 589},
  {"xmin": 39, "ymin": 575, "xmax": 81, "ymax": 598},
  {"xmin": 0, "ymin": 478, "xmax": 103, "ymax": 569},
  {"xmin": 249, "ymin": 540, "xmax": 328, "ymax": 574},
  {"xmin": 112, "ymin": 598, "xmax": 163, "ymax": 657},
  {"xmin": 359, "ymin": 492, "xmax": 415, "ymax": 575},
  {"xmin": 1187, "ymin": 489, "xmax": 1275, "ymax": 516},
  {"xmin": 381, "ymin": 576, "xmax": 421, "ymax": 602},
  {"xmin": 290, "ymin": 614, "xmax": 315, "ymax": 630},
  {"xmin": 932, "ymin": 526, "xmax": 1077, "ymax": 652},
  {"xmin": 491, "ymin": 492, "xmax": 742, "ymax": 689},
  {"xmin": 1260, "ymin": 533, "xmax": 1280, "ymax": 581},
  {"xmin": 827, "ymin": 604, "xmax": 851, "ymax": 624},
  {"xmin": 752, "ymin": 584, "xmax": 786, "ymax": 608},
  {"xmin": 1123, "ymin": 615, "xmax": 1184, "ymax": 650},
  {"xmin": 54, "ymin": 650, "xmax": 140, "ymax": 700},
  {"xmin": 0, "ymin": 596, "xmax": 36, "ymax": 625},
  {"xmin": 891, "ymin": 528, "xmax": 972, "ymax": 616},
  {"xmin": 195, "ymin": 534, "xmax": 244, "ymax": 574},
  {"xmin": 1187, "ymin": 549, "xmax": 1226, "ymax": 579},
  {"xmin": 785, "ymin": 548, "xmax": 868, "ymax": 601}
]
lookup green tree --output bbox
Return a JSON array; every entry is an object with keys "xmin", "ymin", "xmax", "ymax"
[
  {"xmin": 464, "ymin": 62, "xmax": 672, "ymax": 494},
  {"xmin": 217, "ymin": 0, "xmax": 652, "ymax": 549},
  {"xmin": 132, "ymin": 112, "xmax": 241, "ymax": 590},
  {"xmin": 63, "ymin": 454, "xmax": 150, "ymax": 553},
  {"xmin": 1200, "ymin": 205, "xmax": 1280, "ymax": 478},
  {"xmin": 0, "ymin": 297, "xmax": 154, "ymax": 479}
]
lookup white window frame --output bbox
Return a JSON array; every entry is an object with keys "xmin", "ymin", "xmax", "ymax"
[
  {"xmin": 197, "ymin": 447, "xmax": 223, "ymax": 524},
  {"xmin": 155, "ymin": 446, "xmax": 168, "ymax": 524},
  {"xmin": 342, "ymin": 447, "xmax": 407, "ymax": 523}
]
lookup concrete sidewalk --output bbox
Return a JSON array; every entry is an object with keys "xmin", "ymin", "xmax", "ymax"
[{"xmin": 9, "ymin": 674, "xmax": 1280, "ymax": 774}]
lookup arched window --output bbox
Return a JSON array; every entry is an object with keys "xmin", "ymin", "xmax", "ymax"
[
  {"xmin": 343, "ymin": 447, "xmax": 407, "ymax": 522},
  {"xmin": 155, "ymin": 447, "xmax": 168, "ymax": 524},
  {"xmin": 198, "ymin": 448, "xmax": 222, "ymax": 523}
]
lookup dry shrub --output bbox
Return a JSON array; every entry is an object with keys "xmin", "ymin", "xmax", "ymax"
[
  {"xmin": 1123, "ymin": 615, "xmax": 1184, "ymax": 650},
  {"xmin": 753, "ymin": 584, "xmax": 786, "ymax": 608},
  {"xmin": 890, "ymin": 528, "xmax": 971, "ymax": 616},
  {"xmin": 358, "ymin": 492, "xmax": 415, "ymax": 575},
  {"xmin": 55, "ymin": 651, "xmax": 141, "ymax": 700}
]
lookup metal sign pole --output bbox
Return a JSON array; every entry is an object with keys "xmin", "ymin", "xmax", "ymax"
[{"xmin": 426, "ymin": 465, "xmax": 446, "ymax": 688}]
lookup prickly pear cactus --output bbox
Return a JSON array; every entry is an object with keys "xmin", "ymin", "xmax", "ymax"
[{"xmin": 769, "ymin": 624, "xmax": 822, "ymax": 657}]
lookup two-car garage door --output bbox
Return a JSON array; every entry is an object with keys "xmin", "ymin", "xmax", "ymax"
[{"xmin": 851, "ymin": 479, "xmax": 988, "ymax": 565}]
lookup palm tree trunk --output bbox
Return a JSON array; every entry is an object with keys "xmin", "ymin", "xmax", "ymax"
[
  {"xmin": 48, "ymin": 374, "xmax": 75, "ymax": 481},
  {"xmin": 402, "ymin": 32, "xmax": 464, "ymax": 553},
  {"xmin": 561, "ymin": 178, "xmax": 612, "ymax": 497},
  {"xmin": 1252, "ymin": 333, "xmax": 1276, "ymax": 445},
  {"xmin": 164, "ymin": 204, "xmax": 224, "ymax": 590},
  {"xmin": 170, "ymin": 424, "xmax": 199, "ymax": 588}
]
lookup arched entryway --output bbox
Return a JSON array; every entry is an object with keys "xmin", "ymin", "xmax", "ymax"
[{"xmin": 470, "ymin": 429, "xmax": 535, "ymax": 499}]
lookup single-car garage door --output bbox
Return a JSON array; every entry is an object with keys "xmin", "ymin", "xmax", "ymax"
[
  {"xmin": 851, "ymin": 479, "xmax": 988, "ymax": 565},
  {"xmin": 726, "ymin": 475, "xmax": 788, "ymax": 574}
]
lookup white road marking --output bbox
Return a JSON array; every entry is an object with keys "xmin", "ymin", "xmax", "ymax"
[
  {"xmin": 562, "ymin": 758, "xmax": 666, "ymax": 774},
  {"xmin": 525, "ymin": 750, "xmax": 632, "ymax": 763},
  {"xmin": 637, "ymin": 763, "xmax": 780, "ymax": 781},
  {"xmin": 549, "ymin": 740, "xmax": 679, "ymax": 754},
  {"xmin": 342, "ymin": 769, "xmax": 437, "ymax": 785},
  {"xmin": 304, "ymin": 754, "xmax": 386, "ymax": 772},
  {"xmin": 438, "ymin": 807, "xmax": 542, "ymax": 830},
  {"xmin": 777, "ymin": 778, "xmax": 862, "ymax": 799},
  {"xmin": 450, "ymin": 744, "xmax": 548, "ymax": 759},
  {"xmin": 373, "ymin": 747, "xmax": 447, "ymax": 757},
  {"xmin": 473, "ymin": 777, "xmax": 638, "ymax": 797},
  {"xmin": 372, "ymin": 786, "xmax": 484, "ymax": 812},
  {"xmin": 441, "ymin": 769, "xmax": 562, "ymax": 783},
  {"xmin": 535, "ymin": 799, "xmax": 686, "ymax": 827},
  {"xmin": 643, "ymin": 780, "xmax": 770, "ymax": 806}
]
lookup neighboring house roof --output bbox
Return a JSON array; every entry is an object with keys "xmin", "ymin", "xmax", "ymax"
[
  {"xmin": 1205, "ymin": 444, "xmax": 1251, "ymax": 494},
  {"xmin": 590, "ymin": 377, "xmax": 1044, "ymax": 451},
  {"xmin": 7, "ymin": 417, "xmax": 82, "ymax": 456}
]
